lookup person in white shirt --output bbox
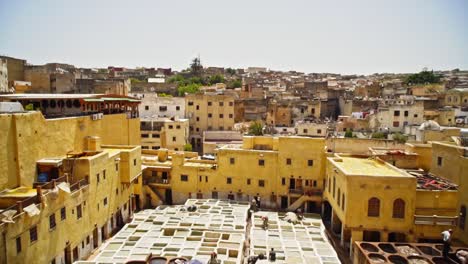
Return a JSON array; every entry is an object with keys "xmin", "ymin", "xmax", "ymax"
[{"xmin": 441, "ymin": 229, "xmax": 453, "ymax": 259}]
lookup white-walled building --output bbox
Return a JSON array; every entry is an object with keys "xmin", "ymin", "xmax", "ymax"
[{"xmin": 134, "ymin": 93, "xmax": 185, "ymax": 119}]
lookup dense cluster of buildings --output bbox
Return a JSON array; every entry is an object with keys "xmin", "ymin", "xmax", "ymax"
[{"xmin": 0, "ymin": 55, "xmax": 467, "ymax": 263}]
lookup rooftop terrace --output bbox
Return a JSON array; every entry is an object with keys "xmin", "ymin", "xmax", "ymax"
[{"xmin": 329, "ymin": 156, "xmax": 409, "ymax": 177}]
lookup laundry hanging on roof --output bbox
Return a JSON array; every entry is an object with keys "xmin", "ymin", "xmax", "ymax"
[
  {"xmin": 57, "ymin": 182, "xmax": 71, "ymax": 193},
  {"xmin": 23, "ymin": 203, "xmax": 40, "ymax": 217},
  {"xmin": 1, "ymin": 210, "xmax": 17, "ymax": 223}
]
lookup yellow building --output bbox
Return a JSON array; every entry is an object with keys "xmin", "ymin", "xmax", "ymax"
[
  {"xmin": 140, "ymin": 118, "xmax": 189, "ymax": 151},
  {"xmin": 323, "ymin": 154, "xmax": 459, "ymax": 254},
  {"xmin": 0, "ymin": 111, "xmax": 142, "ymax": 264},
  {"xmin": 429, "ymin": 141, "xmax": 468, "ymax": 245},
  {"xmin": 445, "ymin": 88, "xmax": 468, "ymax": 107},
  {"xmin": 142, "ymin": 136, "xmax": 326, "ymax": 212},
  {"xmin": 185, "ymin": 93, "xmax": 236, "ymax": 150}
]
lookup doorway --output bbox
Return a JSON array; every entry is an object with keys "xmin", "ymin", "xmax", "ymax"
[
  {"xmin": 93, "ymin": 227, "xmax": 98, "ymax": 248},
  {"xmin": 165, "ymin": 189, "xmax": 173, "ymax": 205},
  {"xmin": 64, "ymin": 244, "xmax": 72, "ymax": 264},
  {"xmin": 281, "ymin": 196, "xmax": 288, "ymax": 209},
  {"xmin": 289, "ymin": 178, "xmax": 296, "ymax": 189}
]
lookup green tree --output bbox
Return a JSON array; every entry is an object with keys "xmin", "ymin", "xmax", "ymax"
[
  {"xmin": 344, "ymin": 129, "xmax": 353, "ymax": 138},
  {"xmin": 249, "ymin": 121, "xmax": 263, "ymax": 136},
  {"xmin": 226, "ymin": 68, "xmax": 236, "ymax": 75},
  {"xmin": 177, "ymin": 83, "xmax": 201, "ymax": 96},
  {"xmin": 130, "ymin": 78, "xmax": 142, "ymax": 84},
  {"xmin": 184, "ymin": 144, "xmax": 193, "ymax": 152},
  {"xmin": 167, "ymin": 74, "xmax": 185, "ymax": 84},
  {"xmin": 228, "ymin": 79, "xmax": 242, "ymax": 89},
  {"xmin": 208, "ymin": 74, "xmax": 225, "ymax": 85},
  {"xmin": 190, "ymin": 57, "xmax": 203, "ymax": 76},
  {"xmin": 393, "ymin": 133, "xmax": 408, "ymax": 144},
  {"xmin": 371, "ymin": 132, "xmax": 385, "ymax": 139},
  {"xmin": 158, "ymin": 93, "xmax": 172, "ymax": 97},
  {"xmin": 405, "ymin": 70, "xmax": 441, "ymax": 85}
]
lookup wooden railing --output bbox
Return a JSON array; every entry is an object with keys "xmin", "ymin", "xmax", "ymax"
[
  {"xmin": 414, "ymin": 215, "xmax": 458, "ymax": 226},
  {"xmin": 289, "ymin": 188, "xmax": 323, "ymax": 196},
  {"xmin": 70, "ymin": 177, "xmax": 89, "ymax": 193}
]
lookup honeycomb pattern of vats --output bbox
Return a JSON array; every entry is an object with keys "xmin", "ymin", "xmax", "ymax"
[
  {"xmin": 79, "ymin": 199, "xmax": 250, "ymax": 264},
  {"xmin": 355, "ymin": 241, "xmax": 468, "ymax": 264},
  {"xmin": 249, "ymin": 212, "xmax": 341, "ymax": 264}
]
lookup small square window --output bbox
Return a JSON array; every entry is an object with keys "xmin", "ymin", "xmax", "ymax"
[
  {"xmin": 196, "ymin": 117, "xmax": 200, "ymax": 121},
  {"xmin": 286, "ymin": 158, "xmax": 291, "ymax": 165},
  {"xmin": 168, "ymin": 125, "xmax": 173, "ymax": 129},
  {"xmin": 145, "ymin": 106, "xmax": 149, "ymax": 110},
  {"xmin": 196, "ymin": 105, "xmax": 200, "ymax": 110},
  {"xmin": 247, "ymin": 179, "xmax": 251, "ymax": 185},
  {"xmin": 49, "ymin": 213, "xmax": 56, "ymax": 230},
  {"xmin": 259, "ymin": 159, "xmax": 265, "ymax": 166},
  {"xmin": 229, "ymin": 114, "xmax": 233, "ymax": 118},
  {"xmin": 208, "ymin": 101, "xmax": 212, "ymax": 106},
  {"xmin": 208, "ymin": 113, "xmax": 212, "ymax": 118},
  {"xmin": 394, "ymin": 110, "xmax": 400, "ymax": 116},
  {"xmin": 172, "ymin": 136, "xmax": 176, "ymax": 142},
  {"xmin": 230, "ymin": 157, "xmax": 235, "ymax": 164},
  {"xmin": 219, "ymin": 114, "xmax": 224, "ymax": 118},
  {"xmin": 181, "ymin": 175, "xmax": 188, "ymax": 181},
  {"xmin": 317, "ymin": 129, "xmax": 322, "ymax": 134},
  {"xmin": 404, "ymin": 111, "xmax": 409, "ymax": 117},
  {"xmin": 60, "ymin": 207, "xmax": 66, "ymax": 220},
  {"xmin": 308, "ymin": 160, "xmax": 313, "ymax": 166},
  {"xmin": 103, "ymin": 170, "xmax": 106, "ymax": 180},
  {"xmin": 30, "ymin": 226, "xmax": 38, "ymax": 243},
  {"xmin": 219, "ymin": 102, "xmax": 224, "ymax": 106},
  {"xmin": 188, "ymin": 101, "xmax": 193, "ymax": 106},
  {"xmin": 227, "ymin": 177, "xmax": 232, "ymax": 184},
  {"xmin": 104, "ymin": 197, "xmax": 108, "ymax": 206},
  {"xmin": 281, "ymin": 178, "xmax": 286, "ymax": 185},
  {"xmin": 258, "ymin": 180, "xmax": 265, "ymax": 187},
  {"xmin": 303, "ymin": 129, "xmax": 308, "ymax": 133},
  {"xmin": 96, "ymin": 173, "xmax": 100, "ymax": 183},
  {"xmin": 229, "ymin": 101, "xmax": 234, "ymax": 106},
  {"xmin": 176, "ymin": 125, "xmax": 181, "ymax": 129},
  {"xmin": 176, "ymin": 106, "xmax": 180, "ymax": 111},
  {"xmin": 134, "ymin": 159, "xmax": 137, "ymax": 166},
  {"xmin": 77, "ymin": 205, "xmax": 82, "ymax": 219},
  {"xmin": 437, "ymin": 157, "xmax": 442, "ymax": 166}
]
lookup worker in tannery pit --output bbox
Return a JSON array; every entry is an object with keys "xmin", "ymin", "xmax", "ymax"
[{"xmin": 457, "ymin": 250, "xmax": 468, "ymax": 264}]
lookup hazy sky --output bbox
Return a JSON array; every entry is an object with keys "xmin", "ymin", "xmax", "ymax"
[{"xmin": 0, "ymin": 0, "xmax": 467, "ymax": 74}]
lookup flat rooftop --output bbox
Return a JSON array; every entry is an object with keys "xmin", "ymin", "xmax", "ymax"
[
  {"xmin": 330, "ymin": 156, "xmax": 408, "ymax": 177},
  {"xmin": 0, "ymin": 187, "xmax": 36, "ymax": 198}
]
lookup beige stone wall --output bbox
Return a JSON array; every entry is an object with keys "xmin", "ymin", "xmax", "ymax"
[{"xmin": 0, "ymin": 112, "xmax": 140, "ymax": 190}]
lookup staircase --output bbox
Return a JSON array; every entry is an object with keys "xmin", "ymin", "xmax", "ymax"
[
  {"xmin": 146, "ymin": 185, "xmax": 164, "ymax": 205},
  {"xmin": 287, "ymin": 195, "xmax": 315, "ymax": 211}
]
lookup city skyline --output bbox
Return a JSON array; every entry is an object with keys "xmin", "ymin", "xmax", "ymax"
[{"xmin": 0, "ymin": 0, "xmax": 467, "ymax": 74}]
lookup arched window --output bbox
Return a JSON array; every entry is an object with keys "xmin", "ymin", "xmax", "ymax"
[
  {"xmin": 368, "ymin": 197, "xmax": 380, "ymax": 217},
  {"xmin": 461, "ymin": 205, "xmax": 467, "ymax": 230},
  {"xmin": 393, "ymin": 199, "xmax": 405, "ymax": 219}
]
